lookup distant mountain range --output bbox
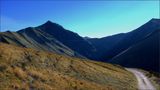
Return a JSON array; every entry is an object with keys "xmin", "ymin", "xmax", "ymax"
[{"xmin": 0, "ymin": 18, "xmax": 160, "ymax": 72}]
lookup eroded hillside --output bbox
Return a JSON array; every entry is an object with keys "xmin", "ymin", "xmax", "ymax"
[{"xmin": 0, "ymin": 43, "xmax": 137, "ymax": 90}]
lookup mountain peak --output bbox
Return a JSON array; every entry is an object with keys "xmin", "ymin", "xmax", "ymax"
[
  {"xmin": 46, "ymin": 20, "xmax": 53, "ymax": 23},
  {"xmin": 40, "ymin": 20, "xmax": 63, "ymax": 29},
  {"xmin": 149, "ymin": 18, "xmax": 160, "ymax": 23},
  {"xmin": 151, "ymin": 18, "xmax": 159, "ymax": 20},
  {"xmin": 44, "ymin": 20, "xmax": 55, "ymax": 25}
]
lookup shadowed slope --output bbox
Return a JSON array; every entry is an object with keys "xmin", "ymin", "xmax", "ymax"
[
  {"xmin": 36, "ymin": 21, "xmax": 97, "ymax": 59},
  {"xmin": 87, "ymin": 19, "xmax": 160, "ymax": 61},
  {"xmin": 109, "ymin": 29, "xmax": 160, "ymax": 72},
  {"xmin": 87, "ymin": 33, "xmax": 125, "ymax": 60}
]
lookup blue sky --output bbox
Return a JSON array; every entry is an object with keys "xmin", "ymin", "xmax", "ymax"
[{"xmin": 0, "ymin": 0, "xmax": 159, "ymax": 37}]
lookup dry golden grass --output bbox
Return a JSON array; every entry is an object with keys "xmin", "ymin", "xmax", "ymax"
[
  {"xmin": 0, "ymin": 43, "xmax": 137, "ymax": 90},
  {"xmin": 13, "ymin": 67, "xmax": 27, "ymax": 80}
]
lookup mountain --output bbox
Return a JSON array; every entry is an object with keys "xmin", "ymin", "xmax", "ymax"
[
  {"xmin": 0, "ymin": 29, "xmax": 81, "ymax": 58},
  {"xmin": 0, "ymin": 21, "xmax": 97, "ymax": 59},
  {"xmin": 109, "ymin": 29, "xmax": 160, "ymax": 72},
  {"xmin": 87, "ymin": 33, "xmax": 125, "ymax": 60},
  {"xmin": 0, "ymin": 19, "xmax": 159, "ymax": 89},
  {"xmin": 100, "ymin": 18, "xmax": 160, "ymax": 60},
  {"xmin": 0, "ymin": 43, "xmax": 137, "ymax": 90},
  {"xmin": 0, "ymin": 19, "xmax": 159, "ymax": 72},
  {"xmin": 86, "ymin": 18, "xmax": 160, "ymax": 72},
  {"xmin": 36, "ymin": 21, "xmax": 97, "ymax": 59},
  {"xmin": 87, "ymin": 19, "xmax": 160, "ymax": 60}
]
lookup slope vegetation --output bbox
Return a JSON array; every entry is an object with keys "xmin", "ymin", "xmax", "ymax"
[{"xmin": 0, "ymin": 43, "xmax": 137, "ymax": 90}]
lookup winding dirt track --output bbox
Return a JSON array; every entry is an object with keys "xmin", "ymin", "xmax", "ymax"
[{"xmin": 126, "ymin": 68, "xmax": 156, "ymax": 90}]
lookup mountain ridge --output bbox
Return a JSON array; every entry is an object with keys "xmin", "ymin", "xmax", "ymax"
[
  {"xmin": 96, "ymin": 18, "xmax": 160, "ymax": 61},
  {"xmin": 0, "ymin": 18, "xmax": 159, "ymax": 72},
  {"xmin": 109, "ymin": 29, "xmax": 160, "ymax": 72}
]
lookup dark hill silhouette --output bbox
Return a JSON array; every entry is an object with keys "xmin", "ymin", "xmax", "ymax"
[
  {"xmin": 36, "ymin": 21, "xmax": 97, "ymax": 59},
  {"xmin": 87, "ymin": 33, "xmax": 125, "ymax": 60},
  {"xmin": 109, "ymin": 29, "xmax": 160, "ymax": 72},
  {"xmin": 103, "ymin": 18, "xmax": 160, "ymax": 60},
  {"xmin": 87, "ymin": 18, "xmax": 160, "ymax": 62}
]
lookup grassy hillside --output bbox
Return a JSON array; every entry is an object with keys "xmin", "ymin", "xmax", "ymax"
[{"xmin": 0, "ymin": 43, "xmax": 137, "ymax": 90}]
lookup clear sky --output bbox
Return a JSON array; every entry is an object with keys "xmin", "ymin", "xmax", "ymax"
[{"xmin": 0, "ymin": 0, "xmax": 159, "ymax": 38}]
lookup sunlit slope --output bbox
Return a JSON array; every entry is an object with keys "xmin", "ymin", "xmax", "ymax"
[{"xmin": 0, "ymin": 43, "xmax": 137, "ymax": 90}]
